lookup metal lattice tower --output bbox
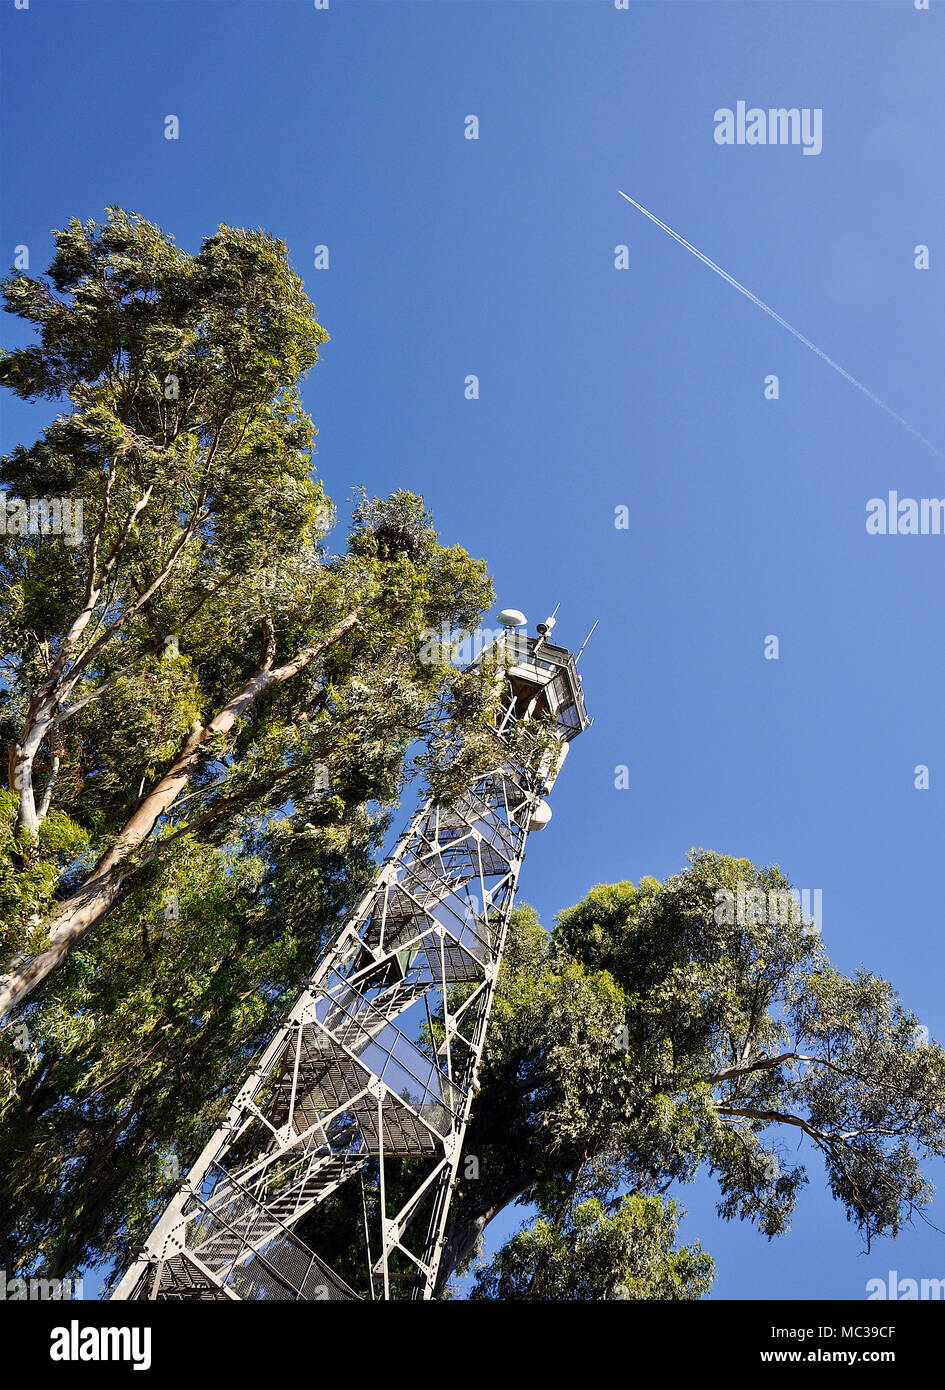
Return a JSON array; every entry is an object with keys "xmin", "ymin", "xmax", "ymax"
[{"xmin": 112, "ymin": 620, "xmax": 589, "ymax": 1302}]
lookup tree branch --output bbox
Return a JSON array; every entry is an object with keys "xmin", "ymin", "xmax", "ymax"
[{"xmin": 0, "ymin": 606, "xmax": 362, "ymax": 1021}]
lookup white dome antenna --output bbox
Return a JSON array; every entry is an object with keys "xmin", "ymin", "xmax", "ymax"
[{"xmin": 497, "ymin": 608, "xmax": 527, "ymax": 629}]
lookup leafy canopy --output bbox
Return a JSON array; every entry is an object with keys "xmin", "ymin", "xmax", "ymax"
[
  {"xmin": 444, "ymin": 851, "xmax": 945, "ymax": 1298},
  {"xmin": 0, "ymin": 208, "xmax": 499, "ymax": 1276}
]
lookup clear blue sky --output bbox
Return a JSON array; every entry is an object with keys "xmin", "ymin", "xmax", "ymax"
[{"xmin": 2, "ymin": 0, "xmax": 943, "ymax": 1301}]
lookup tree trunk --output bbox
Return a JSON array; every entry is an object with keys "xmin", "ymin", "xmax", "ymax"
[
  {"xmin": 0, "ymin": 608, "xmax": 361, "ymax": 1021},
  {"xmin": 435, "ymin": 1178, "xmax": 536, "ymax": 1297}
]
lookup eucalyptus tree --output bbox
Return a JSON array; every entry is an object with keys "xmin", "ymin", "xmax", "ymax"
[
  {"xmin": 437, "ymin": 851, "xmax": 945, "ymax": 1299},
  {"xmin": 0, "ymin": 208, "xmax": 494, "ymax": 1020},
  {"xmin": 0, "ymin": 210, "xmax": 496, "ymax": 1280},
  {"xmin": 4, "ymin": 215, "xmax": 939, "ymax": 1301}
]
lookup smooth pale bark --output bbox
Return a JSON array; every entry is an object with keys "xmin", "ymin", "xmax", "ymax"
[
  {"xmin": 14, "ymin": 482, "xmax": 166, "ymax": 842},
  {"xmin": 0, "ymin": 608, "xmax": 361, "ymax": 1021}
]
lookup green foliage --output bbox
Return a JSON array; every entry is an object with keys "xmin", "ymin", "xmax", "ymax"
[
  {"xmin": 0, "ymin": 209, "xmax": 499, "ymax": 1278},
  {"xmin": 0, "ymin": 791, "xmax": 90, "ymax": 963},
  {"xmin": 0, "ymin": 830, "xmax": 368, "ymax": 1277},
  {"xmin": 440, "ymin": 850, "xmax": 945, "ymax": 1294},
  {"xmin": 5, "ymin": 209, "xmax": 938, "ymax": 1301},
  {"xmin": 471, "ymin": 1194, "xmax": 713, "ymax": 1301}
]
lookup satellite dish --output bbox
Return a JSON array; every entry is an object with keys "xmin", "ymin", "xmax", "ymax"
[{"xmin": 498, "ymin": 608, "xmax": 527, "ymax": 629}]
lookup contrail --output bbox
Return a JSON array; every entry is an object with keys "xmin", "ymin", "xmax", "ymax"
[{"xmin": 618, "ymin": 190, "xmax": 943, "ymax": 459}]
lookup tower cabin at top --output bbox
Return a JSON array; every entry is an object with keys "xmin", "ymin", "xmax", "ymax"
[{"xmin": 484, "ymin": 613, "xmax": 590, "ymax": 750}]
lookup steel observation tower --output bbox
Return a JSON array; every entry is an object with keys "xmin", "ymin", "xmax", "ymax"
[{"xmin": 112, "ymin": 610, "xmax": 589, "ymax": 1301}]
